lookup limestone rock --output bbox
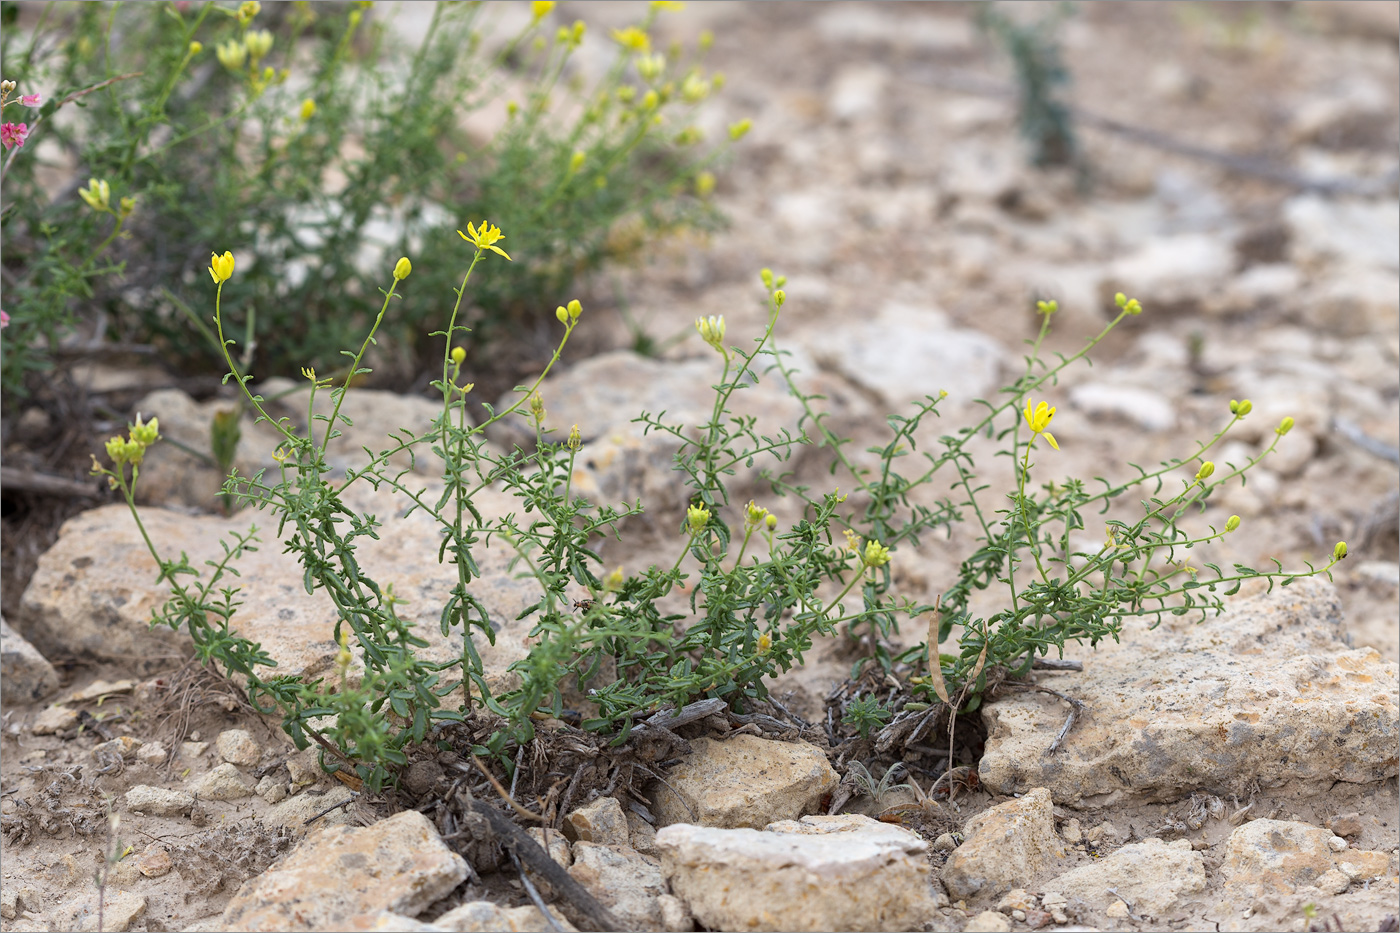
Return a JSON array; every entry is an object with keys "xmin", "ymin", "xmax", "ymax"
[
  {"xmin": 261, "ymin": 791, "xmax": 355, "ymax": 835},
  {"xmin": 1101, "ymin": 232, "xmax": 1236, "ymax": 311},
  {"xmin": 1284, "ymin": 195, "xmax": 1400, "ymax": 272},
  {"xmin": 216, "ymin": 728, "xmax": 261, "ymax": 768},
  {"xmin": 196, "ymin": 762, "xmax": 257, "ymax": 800},
  {"xmin": 1220, "ymin": 819, "xmax": 1392, "ymax": 898},
  {"xmin": 795, "ymin": 302, "xmax": 1006, "ymax": 414},
  {"xmin": 0, "ymin": 615, "xmax": 60, "ymax": 704},
  {"xmin": 1041, "ymin": 837, "xmax": 1206, "ymax": 918},
  {"xmin": 19, "ymin": 481, "xmax": 541, "ymax": 689},
  {"xmin": 125, "ymin": 785, "xmax": 195, "ymax": 817},
  {"xmin": 979, "ymin": 578, "xmax": 1399, "ymax": 805},
  {"xmin": 565, "ymin": 796, "xmax": 629, "ymax": 846},
  {"xmin": 432, "ymin": 901, "xmax": 576, "ymax": 932},
  {"xmin": 219, "ymin": 810, "xmax": 468, "ymax": 931},
  {"xmin": 31, "ymin": 704, "xmax": 78, "ymax": 735},
  {"xmin": 567, "ymin": 842, "xmax": 671, "ymax": 931},
  {"xmin": 941, "ymin": 788, "xmax": 1065, "ymax": 901},
  {"xmin": 656, "ymin": 814, "xmax": 936, "ymax": 933},
  {"xmin": 650, "ymin": 734, "xmax": 838, "ymax": 829}
]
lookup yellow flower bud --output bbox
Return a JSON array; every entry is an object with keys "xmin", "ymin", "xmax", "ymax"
[
  {"xmin": 1276, "ymin": 416, "xmax": 1295, "ymax": 436},
  {"xmin": 760, "ymin": 268, "xmax": 774, "ymax": 289},
  {"xmin": 451, "ymin": 346, "xmax": 466, "ymax": 365},
  {"xmin": 572, "ymin": 21, "xmax": 586, "ymax": 43},
  {"xmin": 695, "ymin": 315, "xmax": 725, "ymax": 352},
  {"xmin": 699, "ymin": 29, "xmax": 714, "ymax": 51},
  {"xmin": 78, "ymin": 178, "xmax": 111, "ymax": 212},
  {"xmin": 105, "ymin": 436, "xmax": 129, "ymax": 465},
  {"xmin": 1195, "ymin": 461, "xmax": 1215, "ymax": 481},
  {"xmin": 1036, "ymin": 299, "xmax": 1058, "ymax": 316},
  {"xmin": 637, "ymin": 53, "xmax": 665, "ymax": 82},
  {"xmin": 209, "ymin": 251, "xmax": 236, "ymax": 284},
  {"xmin": 556, "ymin": 306, "xmax": 569, "ymax": 324},
  {"xmin": 681, "ymin": 73, "xmax": 710, "ymax": 103},
  {"xmin": 764, "ymin": 514, "xmax": 777, "ymax": 531},
  {"xmin": 728, "ymin": 118, "xmax": 753, "ymax": 140},
  {"xmin": 773, "ymin": 289, "xmax": 786, "ymax": 307},
  {"xmin": 641, "ymin": 89, "xmax": 659, "ymax": 110},
  {"xmin": 567, "ymin": 424, "xmax": 582, "ymax": 451},
  {"xmin": 1229, "ymin": 399, "xmax": 1252, "ymax": 417},
  {"xmin": 189, "ymin": 41, "xmax": 203, "ymax": 55},
  {"xmin": 300, "ymin": 98, "xmax": 316, "ymax": 121},
  {"xmin": 119, "ymin": 196, "xmax": 136, "ymax": 218},
  {"xmin": 695, "ymin": 171, "xmax": 716, "ymax": 197},
  {"xmin": 1333, "ymin": 541, "xmax": 1348, "ymax": 561},
  {"xmin": 568, "ymin": 149, "xmax": 585, "ymax": 174},
  {"xmin": 686, "ymin": 504, "xmax": 710, "ymax": 534},
  {"xmin": 604, "ymin": 566, "xmax": 625, "ymax": 592},
  {"xmin": 529, "ymin": 392, "xmax": 545, "ymax": 424},
  {"xmin": 531, "ymin": 0, "xmax": 555, "ymax": 21},
  {"xmin": 244, "ymin": 29, "xmax": 273, "ymax": 64},
  {"xmin": 1225, "ymin": 515, "xmax": 1241, "ymax": 533},
  {"xmin": 393, "ymin": 256, "xmax": 412, "ymax": 281},
  {"xmin": 610, "ymin": 26, "xmax": 650, "ymax": 52},
  {"xmin": 216, "ymin": 38, "xmax": 246, "ymax": 71},
  {"xmin": 567, "ymin": 299, "xmax": 582, "ymax": 321}
]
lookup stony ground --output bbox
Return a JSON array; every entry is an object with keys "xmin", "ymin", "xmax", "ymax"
[{"xmin": 2, "ymin": 2, "xmax": 1398, "ymax": 932}]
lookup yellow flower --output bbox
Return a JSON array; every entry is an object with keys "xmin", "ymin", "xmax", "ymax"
[
  {"xmin": 863, "ymin": 539, "xmax": 891, "ymax": 569},
  {"xmin": 216, "ymin": 38, "xmax": 246, "ymax": 71},
  {"xmin": 244, "ymin": 29, "xmax": 273, "ymax": 64},
  {"xmin": 531, "ymin": 0, "xmax": 555, "ymax": 21},
  {"xmin": 744, "ymin": 500, "xmax": 769, "ymax": 527},
  {"xmin": 695, "ymin": 171, "xmax": 716, "ymax": 197},
  {"xmin": 603, "ymin": 566, "xmax": 625, "ymax": 592},
  {"xmin": 1022, "ymin": 399, "xmax": 1059, "ymax": 450},
  {"xmin": 393, "ymin": 256, "xmax": 412, "ymax": 281},
  {"xmin": 567, "ymin": 424, "xmax": 582, "ymax": 451},
  {"xmin": 651, "ymin": 0, "xmax": 685, "ymax": 10},
  {"xmin": 299, "ymin": 98, "xmax": 316, "ymax": 120},
  {"xmin": 118, "ymin": 196, "xmax": 136, "ymax": 218},
  {"xmin": 610, "ymin": 26, "xmax": 650, "ymax": 52},
  {"xmin": 695, "ymin": 315, "xmax": 725, "ymax": 351},
  {"xmin": 757, "ymin": 632, "xmax": 772, "ymax": 653},
  {"xmin": 209, "ymin": 251, "xmax": 236, "ymax": 284},
  {"xmin": 458, "ymin": 221, "xmax": 512, "ymax": 260},
  {"xmin": 237, "ymin": 0, "xmax": 261, "ymax": 25},
  {"xmin": 686, "ymin": 504, "xmax": 710, "ymax": 534},
  {"xmin": 681, "ymin": 73, "xmax": 710, "ymax": 103},
  {"xmin": 78, "ymin": 178, "xmax": 111, "ymax": 212},
  {"xmin": 528, "ymin": 392, "xmax": 545, "ymax": 424},
  {"xmin": 637, "ymin": 53, "xmax": 666, "ymax": 82},
  {"xmin": 130, "ymin": 414, "xmax": 160, "ymax": 447},
  {"xmin": 568, "ymin": 150, "xmax": 585, "ymax": 174}
]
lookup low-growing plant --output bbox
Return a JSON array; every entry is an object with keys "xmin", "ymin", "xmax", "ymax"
[
  {"xmin": 2, "ymin": 0, "xmax": 734, "ymax": 408},
  {"xmin": 94, "ymin": 227, "xmax": 1348, "ymax": 791}
]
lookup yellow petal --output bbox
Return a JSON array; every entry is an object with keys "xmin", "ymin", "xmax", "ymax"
[{"xmin": 1043, "ymin": 431, "xmax": 1059, "ymax": 451}]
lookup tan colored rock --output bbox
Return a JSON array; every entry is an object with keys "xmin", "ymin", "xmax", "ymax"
[
  {"xmin": 19, "ymin": 482, "xmax": 542, "ymax": 690},
  {"xmin": 135, "ymin": 846, "xmax": 174, "ymax": 878},
  {"xmin": 216, "ymin": 728, "xmax": 261, "ymax": 767},
  {"xmin": 650, "ymin": 734, "xmax": 838, "ymax": 829},
  {"xmin": 567, "ymin": 842, "xmax": 670, "ymax": 931},
  {"xmin": 220, "ymin": 810, "xmax": 468, "ymax": 931},
  {"xmin": 1041, "ymin": 837, "xmax": 1205, "ymax": 918},
  {"xmin": 1221, "ymin": 819, "xmax": 1392, "ymax": 897},
  {"xmin": 656, "ymin": 814, "xmax": 935, "ymax": 932},
  {"xmin": 31, "ymin": 704, "xmax": 78, "ymax": 735},
  {"xmin": 196, "ymin": 762, "xmax": 257, "ymax": 800},
  {"xmin": 261, "ymin": 791, "xmax": 356, "ymax": 835},
  {"xmin": 941, "ymin": 788, "xmax": 1064, "ymax": 901},
  {"xmin": 527, "ymin": 827, "xmax": 572, "ymax": 868},
  {"xmin": 965, "ymin": 910, "xmax": 1011, "ymax": 933},
  {"xmin": 980, "ymin": 579, "xmax": 1399, "ymax": 805},
  {"xmin": 565, "ymin": 796, "xmax": 630, "ymax": 846},
  {"xmin": 432, "ymin": 901, "xmax": 577, "ymax": 932},
  {"xmin": 125, "ymin": 785, "xmax": 195, "ymax": 817}
]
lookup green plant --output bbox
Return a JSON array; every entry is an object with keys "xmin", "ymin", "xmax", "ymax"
[
  {"xmin": 978, "ymin": 2, "xmax": 1078, "ymax": 168},
  {"xmin": 1, "ymin": 0, "xmax": 734, "ymax": 408},
  {"xmin": 94, "ymin": 237, "xmax": 1348, "ymax": 791}
]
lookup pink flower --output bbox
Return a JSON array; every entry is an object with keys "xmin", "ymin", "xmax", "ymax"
[
  {"xmin": 1, "ymin": 122, "xmax": 28, "ymax": 150},
  {"xmin": 1, "ymin": 310, "xmax": 10, "ymax": 329},
  {"xmin": 20, "ymin": 94, "xmax": 41, "ymax": 107}
]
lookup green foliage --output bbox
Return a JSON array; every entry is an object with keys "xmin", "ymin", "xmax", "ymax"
[
  {"xmin": 93, "ymin": 243, "xmax": 1347, "ymax": 791},
  {"xmin": 978, "ymin": 3, "xmax": 1078, "ymax": 168},
  {"xmin": 1, "ymin": 1, "xmax": 728, "ymax": 407}
]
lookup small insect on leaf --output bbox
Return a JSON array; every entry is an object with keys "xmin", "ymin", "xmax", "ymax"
[{"xmin": 572, "ymin": 599, "xmax": 595, "ymax": 613}]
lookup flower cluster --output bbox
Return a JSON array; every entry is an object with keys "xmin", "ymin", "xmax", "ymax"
[{"xmin": 1, "ymin": 78, "xmax": 43, "ymax": 151}]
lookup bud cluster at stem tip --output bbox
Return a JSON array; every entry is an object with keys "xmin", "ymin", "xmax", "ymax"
[{"xmin": 554, "ymin": 299, "xmax": 582, "ymax": 324}]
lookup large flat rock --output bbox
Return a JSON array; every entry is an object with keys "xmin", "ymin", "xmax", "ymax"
[{"xmin": 979, "ymin": 578, "xmax": 1399, "ymax": 806}]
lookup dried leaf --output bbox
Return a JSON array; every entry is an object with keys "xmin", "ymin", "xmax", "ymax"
[{"xmin": 926, "ymin": 614, "xmax": 950, "ymax": 705}]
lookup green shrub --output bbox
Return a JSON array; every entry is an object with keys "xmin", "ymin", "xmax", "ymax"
[
  {"xmin": 93, "ymin": 235, "xmax": 1347, "ymax": 792},
  {"xmin": 1, "ymin": 0, "xmax": 733, "ymax": 406}
]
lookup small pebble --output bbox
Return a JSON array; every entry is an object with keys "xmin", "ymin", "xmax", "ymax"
[{"xmin": 1328, "ymin": 835, "xmax": 1349, "ymax": 853}]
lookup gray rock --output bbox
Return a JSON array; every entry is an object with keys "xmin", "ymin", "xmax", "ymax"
[
  {"xmin": 19, "ymin": 481, "xmax": 542, "ymax": 691},
  {"xmin": 1041, "ymin": 837, "xmax": 1206, "ymax": 918},
  {"xmin": 796, "ymin": 302, "xmax": 1006, "ymax": 414},
  {"xmin": 979, "ymin": 579, "xmax": 1399, "ymax": 805},
  {"xmin": 125, "ymin": 785, "xmax": 195, "ymax": 817},
  {"xmin": 650, "ymin": 734, "xmax": 839, "ymax": 829},
  {"xmin": 1067, "ymin": 382, "xmax": 1176, "ymax": 432},
  {"xmin": 1285, "ymin": 195, "xmax": 1399, "ymax": 272},
  {"xmin": 0, "ymin": 616, "xmax": 60, "ymax": 704},
  {"xmin": 219, "ymin": 810, "xmax": 468, "ymax": 931},
  {"xmin": 260, "ymin": 790, "xmax": 355, "ymax": 835},
  {"xmin": 941, "ymin": 788, "xmax": 1065, "ymax": 901},
  {"xmin": 1101, "ymin": 232, "xmax": 1235, "ymax": 311},
  {"xmin": 656, "ymin": 814, "xmax": 936, "ymax": 933}
]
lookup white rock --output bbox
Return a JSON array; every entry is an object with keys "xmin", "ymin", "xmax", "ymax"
[
  {"xmin": 1221, "ymin": 819, "xmax": 1392, "ymax": 898},
  {"xmin": 1285, "ymin": 195, "xmax": 1399, "ymax": 272},
  {"xmin": 565, "ymin": 796, "xmax": 630, "ymax": 846},
  {"xmin": 216, "ymin": 728, "xmax": 261, "ymax": 768},
  {"xmin": 979, "ymin": 579, "xmax": 1399, "ymax": 805},
  {"xmin": 568, "ymin": 843, "xmax": 670, "ymax": 931},
  {"xmin": 650, "ymin": 734, "xmax": 838, "ymax": 829},
  {"xmin": 221, "ymin": 810, "xmax": 468, "ymax": 931},
  {"xmin": 828, "ymin": 65, "xmax": 887, "ymax": 123},
  {"xmin": 125, "ymin": 785, "xmax": 195, "ymax": 817},
  {"xmin": 656, "ymin": 814, "xmax": 936, "ymax": 932},
  {"xmin": 941, "ymin": 788, "xmax": 1064, "ymax": 900},
  {"xmin": 136, "ymin": 741, "xmax": 168, "ymax": 767},
  {"xmin": 31, "ymin": 704, "xmax": 77, "ymax": 735},
  {"xmin": 1067, "ymin": 382, "xmax": 1176, "ymax": 432},
  {"xmin": 1040, "ymin": 837, "xmax": 1206, "ymax": 917},
  {"xmin": 256, "ymin": 774, "xmax": 288, "ymax": 805},
  {"xmin": 196, "ymin": 762, "xmax": 257, "ymax": 800},
  {"xmin": 1103, "ymin": 232, "xmax": 1236, "ymax": 310}
]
